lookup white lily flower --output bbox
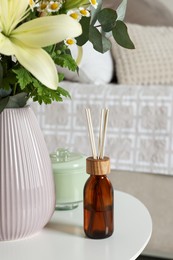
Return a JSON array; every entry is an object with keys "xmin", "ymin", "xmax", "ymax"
[{"xmin": 0, "ymin": 0, "xmax": 82, "ymax": 90}]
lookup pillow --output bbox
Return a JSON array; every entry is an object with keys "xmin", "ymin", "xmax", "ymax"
[
  {"xmin": 57, "ymin": 41, "xmax": 114, "ymax": 84},
  {"xmin": 125, "ymin": 0, "xmax": 173, "ymax": 26},
  {"xmin": 103, "ymin": 0, "xmax": 173, "ymax": 26},
  {"xmin": 111, "ymin": 23, "xmax": 173, "ymax": 85}
]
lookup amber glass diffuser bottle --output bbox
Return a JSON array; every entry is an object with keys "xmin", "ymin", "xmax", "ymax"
[
  {"xmin": 84, "ymin": 108, "xmax": 114, "ymax": 239},
  {"xmin": 84, "ymin": 156, "xmax": 114, "ymax": 239}
]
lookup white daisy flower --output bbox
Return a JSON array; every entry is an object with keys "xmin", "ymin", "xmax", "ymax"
[
  {"xmin": 89, "ymin": 0, "xmax": 98, "ymax": 9},
  {"xmin": 29, "ymin": 0, "xmax": 36, "ymax": 11},
  {"xmin": 79, "ymin": 7, "xmax": 90, "ymax": 17},
  {"xmin": 37, "ymin": 1, "xmax": 49, "ymax": 12},
  {"xmin": 64, "ymin": 38, "xmax": 77, "ymax": 46},
  {"xmin": 67, "ymin": 9, "xmax": 82, "ymax": 22},
  {"xmin": 47, "ymin": 1, "xmax": 62, "ymax": 12}
]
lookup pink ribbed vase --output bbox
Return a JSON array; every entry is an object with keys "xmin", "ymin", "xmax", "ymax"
[{"xmin": 0, "ymin": 106, "xmax": 55, "ymax": 241}]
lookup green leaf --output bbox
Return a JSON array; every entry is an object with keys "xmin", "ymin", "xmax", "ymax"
[
  {"xmin": 89, "ymin": 25, "xmax": 112, "ymax": 53},
  {"xmin": 55, "ymin": 53, "xmax": 77, "ymax": 71},
  {"xmin": 90, "ymin": 0, "xmax": 102, "ymax": 25},
  {"xmin": 6, "ymin": 93, "xmax": 28, "ymax": 108},
  {"xmin": 0, "ymin": 88, "xmax": 12, "ymax": 98},
  {"xmin": 0, "ymin": 96, "xmax": 9, "ymax": 113},
  {"xmin": 1, "ymin": 72, "xmax": 16, "ymax": 91},
  {"xmin": 32, "ymin": 78, "xmax": 41, "ymax": 90},
  {"xmin": 97, "ymin": 8, "xmax": 117, "ymax": 32},
  {"xmin": 58, "ymin": 73, "xmax": 65, "ymax": 82},
  {"xmin": 13, "ymin": 68, "xmax": 33, "ymax": 90},
  {"xmin": 30, "ymin": 78, "xmax": 70, "ymax": 105},
  {"xmin": 58, "ymin": 86, "xmax": 71, "ymax": 99},
  {"xmin": 112, "ymin": 20, "xmax": 135, "ymax": 49},
  {"xmin": 76, "ymin": 17, "xmax": 90, "ymax": 46},
  {"xmin": 63, "ymin": 0, "xmax": 90, "ymax": 10}
]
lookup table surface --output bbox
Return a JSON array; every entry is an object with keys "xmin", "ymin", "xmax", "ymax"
[{"xmin": 0, "ymin": 190, "xmax": 152, "ymax": 260}]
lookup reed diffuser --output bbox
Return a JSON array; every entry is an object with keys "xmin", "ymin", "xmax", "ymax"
[{"xmin": 84, "ymin": 108, "xmax": 114, "ymax": 239}]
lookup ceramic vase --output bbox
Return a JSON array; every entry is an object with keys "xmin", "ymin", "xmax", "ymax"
[{"xmin": 0, "ymin": 106, "xmax": 55, "ymax": 241}]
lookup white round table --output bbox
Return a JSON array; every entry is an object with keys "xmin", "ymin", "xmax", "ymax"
[{"xmin": 0, "ymin": 191, "xmax": 152, "ymax": 260}]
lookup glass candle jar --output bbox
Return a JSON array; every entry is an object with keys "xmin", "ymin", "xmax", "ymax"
[{"xmin": 50, "ymin": 148, "xmax": 88, "ymax": 210}]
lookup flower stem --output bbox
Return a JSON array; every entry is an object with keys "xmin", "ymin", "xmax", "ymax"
[{"xmin": 13, "ymin": 83, "xmax": 17, "ymax": 96}]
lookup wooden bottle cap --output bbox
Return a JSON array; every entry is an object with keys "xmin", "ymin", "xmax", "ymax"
[{"xmin": 86, "ymin": 157, "xmax": 110, "ymax": 175}]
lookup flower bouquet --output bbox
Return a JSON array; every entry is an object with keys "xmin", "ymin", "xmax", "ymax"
[
  {"xmin": 0, "ymin": 0, "xmax": 134, "ymax": 112},
  {"xmin": 0, "ymin": 0, "xmax": 135, "ymax": 241}
]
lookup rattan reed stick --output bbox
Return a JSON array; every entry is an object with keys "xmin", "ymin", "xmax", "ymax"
[
  {"xmin": 85, "ymin": 108, "xmax": 109, "ymax": 160},
  {"xmin": 100, "ymin": 108, "xmax": 109, "ymax": 159},
  {"xmin": 98, "ymin": 108, "xmax": 104, "ymax": 159},
  {"xmin": 85, "ymin": 108, "xmax": 97, "ymax": 159}
]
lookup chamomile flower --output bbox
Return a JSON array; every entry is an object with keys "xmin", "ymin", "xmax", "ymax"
[
  {"xmin": 47, "ymin": 1, "xmax": 62, "ymax": 12},
  {"xmin": 89, "ymin": 0, "xmax": 98, "ymax": 9},
  {"xmin": 29, "ymin": 0, "xmax": 36, "ymax": 10},
  {"xmin": 67, "ymin": 9, "xmax": 82, "ymax": 22},
  {"xmin": 79, "ymin": 7, "xmax": 90, "ymax": 17},
  {"xmin": 37, "ymin": 1, "xmax": 49, "ymax": 12},
  {"xmin": 64, "ymin": 38, "xmax": 77, "ymax": 46}
]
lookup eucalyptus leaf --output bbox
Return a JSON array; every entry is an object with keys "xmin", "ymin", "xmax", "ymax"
[
  {"xmin": 90, "ymin": 0, "xmax": 102, "ymax": 25},
  {"xmin": 6, "ymin": 92, "xmax": 28, "ymax": 108},
  {"xmin": 0, "ymin": 88, "xmax": 12, "ymax": 98},
  {"xmin": 97, "ymin": 8, "xmax": 117, "ymax": 32},
  {"xmin": 112, "ymin": 20, "xmax": 135, "ymax": 49},
  {"xmin": 116, "ymin": 0, "xmax": 128, "ymax": 21},
  {"xmin": 89, "ymin": 26, "xmax": 112, "ymax": 53},
  {"xmin": 76, "ymin": 17, "xmax": 90, "ymax": 46},
  {"xmin": 0, "ymin": 96, "xmax": 9, "ymax": 113}
]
